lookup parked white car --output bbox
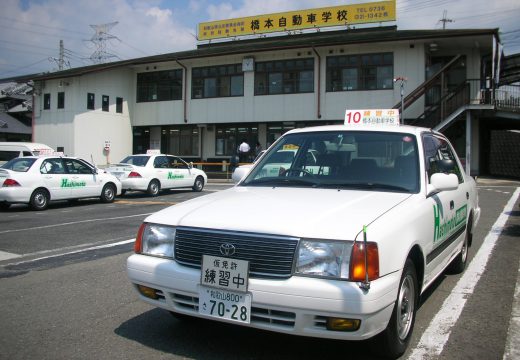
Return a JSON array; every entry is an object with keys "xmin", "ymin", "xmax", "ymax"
[
  {"xmin": 0, "ymin": 142, "xmax": 54, "ymax": 166},
  {"xmin": 0, "ymin": 156, "xmax": 121, "ymax": 210},
  {"xmin": 127, "ymin": 124, "xmax": 480, "ymax": 358},
  {"xmin": 106, "ymin": 154, "xmax": 207, "ymax": 196}
]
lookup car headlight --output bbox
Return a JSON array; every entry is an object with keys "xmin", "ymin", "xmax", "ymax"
[
  {"xmin": 136, "ymin": 223, "xmax": 176, "ymax": 258},
  {"xmin": 295, "ymin": 239, "xmax": 353, "ymax": 279}
]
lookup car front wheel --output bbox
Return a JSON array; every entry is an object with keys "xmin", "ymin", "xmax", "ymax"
[
  {"xmin": 192, "ymin": 176, "xmax": 204, "ymax": 192},
  {"xmin": 376, "ymin": 258, "xmax": 418, "ymax": 359},
  {"xmin": 100, "ymin": 183, "xmax": 116, "ymax": 203}
]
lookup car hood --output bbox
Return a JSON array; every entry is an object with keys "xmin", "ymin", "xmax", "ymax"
[{"xmin": 146, "ymin": 186, "xmax": 412, "ymax": 240}]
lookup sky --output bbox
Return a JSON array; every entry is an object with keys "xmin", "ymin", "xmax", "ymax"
[{"xmin": 0, "ymin": 0, "xmax": 519, "ymax": 79}]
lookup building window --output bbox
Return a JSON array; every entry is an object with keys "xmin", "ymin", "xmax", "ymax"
[
  {"xmin": 102, "ymin": 95, "xmax": 109, "ymax": 112},
  {"xmin": 326, "ymin": 53, "xmax": 393, "ymax": 91},
  {"xmin": 137, "ymin": 69, "xmax": 183, "ymax": 102},
  {"xmin": 255, "ymin": 59, "xmax": 314, "ymax": 95},
  {"xmin": 43, "ymin": 93, "xmax": 51, "ymax": 110},
  {"xmin": 116, "ymin": 97, "xmax": 123, "ymax": 113},
  {"xmin": 87, "ymin": 93, "xmax": 95, "ymax": 110},
  {"xmin": 192, "ymin": 64, "xmax": 243, "ymax": 99},
  {"xmin": 57, "ymin": 92, "xmax": 65, "ymax": 109},
  {"xmin": 161, "ymin": 126, "xmax": 199, "ymax": 156},
  {"xmin": 215, "ymin": 125, "xmax": 258, "ymax": 157}
]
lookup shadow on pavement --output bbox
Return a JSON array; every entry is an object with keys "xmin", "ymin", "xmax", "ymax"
[{"xmin": 114, "ymin": 308, "xmax": 387, "ymax": 359}]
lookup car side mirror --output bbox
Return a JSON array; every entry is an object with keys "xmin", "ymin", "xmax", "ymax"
[
  {"xmin": 232, "ymin": 166, "xmax": 251, "ymax": 184},
  {"xmin": 189, "ymin": 162, "xmax": 193, "ymax": 169},
  {"xmin": 427, "ymin": 173, "xmax": 459, "ymax": 196}
]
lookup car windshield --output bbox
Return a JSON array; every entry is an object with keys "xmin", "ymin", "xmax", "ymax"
[
  {"xmin": 241, "ymin": 130, "xmax": 420, "ymax": 193},
  {"xmin": 120, "ymin": 156, "xmax": 150, "ymax": 167},
  {"xmin": 1, "ymin": 157, "xmax": 37, "ymax": 172}
]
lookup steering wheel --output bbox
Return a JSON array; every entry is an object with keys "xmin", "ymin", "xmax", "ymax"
[{"xmin": 280, "ymin": 168, "xmax": 316, "ymax": 178}]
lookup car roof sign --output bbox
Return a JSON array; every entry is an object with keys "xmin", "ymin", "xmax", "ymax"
[{"xmin": 345, "ymin": 109, "xmax": 400, "ymax": 126}]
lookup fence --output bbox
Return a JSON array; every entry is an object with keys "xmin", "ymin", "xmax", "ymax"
[{"xmin": 192, "ymin": 160, "xmax": 251, "ymax": 179}]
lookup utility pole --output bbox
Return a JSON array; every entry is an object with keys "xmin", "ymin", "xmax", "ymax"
[
  {"xmin": 439, "ymin": 10, "xmax": 453, "ymax": 30},
  {"xmin": 48, "ymin": 40, "xmax": 69, "ymax": 72},
  {"xmin": 88, "ymin": 22, "xmax": 120, "ymax": 64},
  {"xmin": 59, "ymin": 40, "xmax": 64, "ymax": 71}
]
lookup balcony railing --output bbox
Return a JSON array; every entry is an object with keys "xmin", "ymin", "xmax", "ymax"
[{"xmin": 494, "ymin": 84, "xmax": 520, "ymax": 112}]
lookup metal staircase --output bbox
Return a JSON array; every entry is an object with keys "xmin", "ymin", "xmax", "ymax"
[{"xmin": 392, "ymin": 54, "xmax": 472, "ymax": 130}]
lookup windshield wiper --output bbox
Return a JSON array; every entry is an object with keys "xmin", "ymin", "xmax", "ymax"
[
  {"xmin": 245, "ymin": 177, "xmax": 318, "ymax": 187},
  {"xmin": 322, "ymin": 182, "xmax": 411, "ymax": 192}
]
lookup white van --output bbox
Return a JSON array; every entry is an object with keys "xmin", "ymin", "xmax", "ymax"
[{"xmin": 0, "ymin": 142, "xmax": 54, "ymax": 165}]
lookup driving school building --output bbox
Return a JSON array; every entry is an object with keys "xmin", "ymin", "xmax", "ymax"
[{"xmin": 13, "ymin": 14, "xmax": 518, "ymax": 176}]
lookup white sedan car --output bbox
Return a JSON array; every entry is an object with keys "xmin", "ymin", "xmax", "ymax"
[
  {"xmin": 106, "ymin": 154, "xmax": 207, "ymax": 196},
  {"xmin": 0, "ymin": 156, "xmax": 121, "ymax": 210},
  {"xmin": 127, "ymin": 124, "xmax": 480, "ymax": 358}
]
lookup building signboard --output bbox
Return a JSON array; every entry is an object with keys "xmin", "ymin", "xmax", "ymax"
[{"xmin": 198, "ymin": 0, "xmax": 396, "ymax": 41}]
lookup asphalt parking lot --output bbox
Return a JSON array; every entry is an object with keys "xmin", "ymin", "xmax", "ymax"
[{"xmin": 0, "ymin": 178, "xmax": 519, "ymax": 359}]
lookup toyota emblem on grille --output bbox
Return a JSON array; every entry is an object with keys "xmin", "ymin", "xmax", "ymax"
[{"xmin": 219, "ymin": 243, "xmax": 236, "ymax": 256}]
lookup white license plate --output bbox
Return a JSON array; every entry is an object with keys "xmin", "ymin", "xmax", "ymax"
[
  {"xmin": 198, "ymin": 286, "xmax": 251, "ymax": 324},
  {"xmin": 200, "ymin": 255, "xmax": 249, "ymax": 292}
]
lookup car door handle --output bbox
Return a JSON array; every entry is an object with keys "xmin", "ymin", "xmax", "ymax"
[{"xmin": 450, "ymin": 200, "xmax": 455, "ymax": 210}]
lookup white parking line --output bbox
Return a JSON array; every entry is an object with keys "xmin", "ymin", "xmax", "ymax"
[
  {"xmin": 0, "ymin": 213, "xmax": 153, "ymax": 235},
  {"xmin": 6, "ymin": 239, "xmax": 135, "ymax": 266},
  {"xmin": 409, "ymin": 187, "xmax": 520, "ymax": 359},
  {"xmin": 503, "ymin": 259, "xmax": 520, "ymax": 360},
  {"xmin": 0, "ymin": 251, "xmax": 21, "ymax": 261}
]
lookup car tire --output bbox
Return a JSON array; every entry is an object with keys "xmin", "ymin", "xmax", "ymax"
[
  {"xmin": 376, "ymin": 258, "xmax": 418, "ymax": 359},
  {"xmin": 192, "ymin": 176, "xmax": 204, "ymax": 192},
  {"xmin": 100, "ymin": 183, "xmax": 116, "ymax": 203},
  {"xmin": 0, "ymin": 203, "xmax": 11, "ymax": 211},
  {"xmin": 448, "ymin": 215, "xmax": 472, "ymax": 274},
  {"xmin": 30, "ymin": 188, "xmax": 49, "ymax": 211},
  {"xmin": 147, "ymin": 179, "xmax": 160, "ymax": 196}
]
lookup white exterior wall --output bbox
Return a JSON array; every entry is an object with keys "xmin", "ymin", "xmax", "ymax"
[
  {"xmin": 34, "ymin": 69, "xmax": 133, "ymax": 166},
  {"xmin": 31, "ymin": 33, "xmax": 491, "ymax": 165}
]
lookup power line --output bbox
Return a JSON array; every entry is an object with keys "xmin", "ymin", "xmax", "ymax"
[
  {"xmin": 0, "ymin": 58, "xmax": 50, "ymax": 77},
  {"xmin": 0, "ymin": 15, "xmax": 90, "ymax": 36}
]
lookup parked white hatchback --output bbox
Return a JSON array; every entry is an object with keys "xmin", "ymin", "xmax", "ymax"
[
  {"xmin": 0, "ymin": 156, "xmax": 121, "ymax": 210},
  {"xmin": 106, "ymin": 154, "xmax": 207, "ymax": 196},
  {"xmin": 127, "ymin": 123, "xmax": 480, "ymax": 358}
]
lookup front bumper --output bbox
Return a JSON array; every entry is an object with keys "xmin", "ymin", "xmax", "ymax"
[{"xmin": 127, "ymin": 254, "xmax": 400, "ymax": 340}]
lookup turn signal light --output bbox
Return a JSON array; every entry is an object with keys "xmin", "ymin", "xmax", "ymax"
[
  {"xmin": 326, "ymin": 317, "xmax": 361, "ymax": 332},
  {"xmin": 137, "ymin": 284, "xmax": 160, "ymax": 300},
  {"xmin": 349, "ymin": 242, "xmax": 379, "ymax": 282},
  {"xmin": 2, "ymin": 179, "xmax": 21, "ymax": 187},
  {"xmin": 134, "ymin": 223, "xmax": 146, "ymax": 253},
  {"xmin": 128, "ymin": 171, "xmax": 142, "ymax": 178}
]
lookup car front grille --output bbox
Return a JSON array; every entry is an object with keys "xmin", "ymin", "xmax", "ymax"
[
  {"xmin": 174, "ymin": 227, "xmax": 299, "ymax": 279},
  {"xmin": 170, "ymin": 292, "xmax": 296, "ymax": 329}
]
